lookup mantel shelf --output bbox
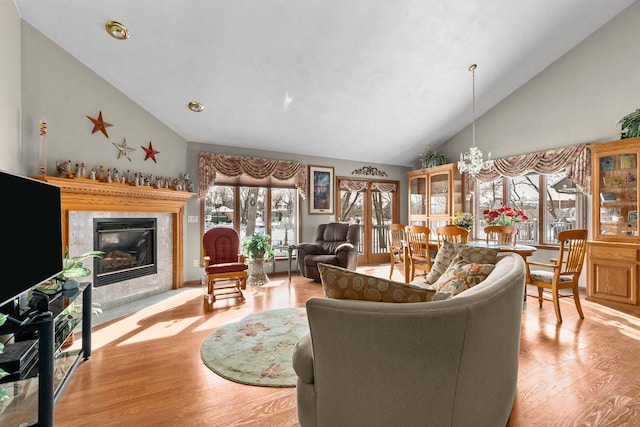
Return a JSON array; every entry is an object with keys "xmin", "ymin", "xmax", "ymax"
[{"xmin": 31, "ymin": 176, "xmax": 195, "ymax": 211}]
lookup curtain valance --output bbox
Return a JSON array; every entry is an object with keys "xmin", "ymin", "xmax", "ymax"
[
  {"xmin": 198, "ymin": 153, "xmax": 307, "ymax": 199},
  {"xmin": 472, "ymin": 144, "xmax": 591, "ymax": 194},
  {"xmin": 339, "ymin": 180, "xmax": 397, "ymax": 193}
]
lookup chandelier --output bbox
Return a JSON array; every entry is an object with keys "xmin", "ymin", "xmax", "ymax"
[{"xmin": 458, "ymin": 64, "xmax": 492, "ymax": 175}]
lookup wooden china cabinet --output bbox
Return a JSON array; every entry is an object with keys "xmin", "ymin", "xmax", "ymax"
[
  {"xmin": 587, "ymin": 138, "xmax": 640, "ymax": 310},
  {"xmin": 407, "ymin": 163, "xmax": 464, "ymax": 239}
]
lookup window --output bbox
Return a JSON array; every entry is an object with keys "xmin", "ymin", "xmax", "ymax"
[
  {"xmin": 204, "ymin": 186, "xmax": 298, "ymax": 258},
  {"xmin": 475, "ymin": 171, "xmax": 584, "ymax": 246}
]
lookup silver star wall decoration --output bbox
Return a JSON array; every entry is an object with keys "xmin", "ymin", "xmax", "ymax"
[{"xmin": 113, "ymin": 138, "xmax": 135, "ymax": 161}]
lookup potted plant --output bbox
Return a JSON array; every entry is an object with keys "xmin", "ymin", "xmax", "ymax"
[
  {"xmin": 242, "ymin": 232, "xmax": 275, "ymax": 286},
  {"xmin": 419, "ymin": 148, "xmax": 447, "ymax": 169},
  {"xmin": 242, "ymin": 232, "xmax": 275, "ymax": 262},
  {"xmin": 36, "ymin": 248, "xmax": 105, "ymax": 348},
  {"xmin": 619, "ymin": 107, "xmax": 640, "ymax": 139}
]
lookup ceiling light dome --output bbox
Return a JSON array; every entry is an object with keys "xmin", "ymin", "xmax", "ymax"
[
  {"xmin": 188, "ymin": 101, "xmax": 205, "ymax": 112},
  {"xmin": 105, "ymin": 21, "xmax": 130, "ymax": 40}
]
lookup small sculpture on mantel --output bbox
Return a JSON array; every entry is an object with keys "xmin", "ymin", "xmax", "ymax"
[{"xmin": 183, "ymin": 173, "xmax": 194, "ymax": 192}]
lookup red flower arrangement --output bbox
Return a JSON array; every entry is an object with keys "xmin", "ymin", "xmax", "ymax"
[{"xmin": 483, "ymin": 206, "xmax": 529, "ymax": 226}]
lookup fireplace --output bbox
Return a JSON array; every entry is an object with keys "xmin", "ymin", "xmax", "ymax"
[{"xmin": 93, "ymin": 218, "xmax": 157, "ymax": 287}]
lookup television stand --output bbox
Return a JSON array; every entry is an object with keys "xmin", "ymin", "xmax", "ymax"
[{"xmin": 0, "ymin": 283, "xmax": 92, "ymax": 427}]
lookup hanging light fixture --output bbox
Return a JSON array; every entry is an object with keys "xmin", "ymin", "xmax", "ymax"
[{"xmin": 458, "ymin": 64, "xmax": 492, "ymax": 175}]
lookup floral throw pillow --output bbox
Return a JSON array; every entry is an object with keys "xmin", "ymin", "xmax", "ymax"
[
  {"xmin": 430, "ymin": 255, "xmax": 496, "ymax": 298},
  {"xmin": 425, "ymin": 243, "xmax": 499, "ymax": 285},
  {"xmin": 425, "ymin": 241, "xmax": 458, "ymax": 285},
  {"xmin": 319, "ymin": 263, "xmax": 436, "ymax": 303}
]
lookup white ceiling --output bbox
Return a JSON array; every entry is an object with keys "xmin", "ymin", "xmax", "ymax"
[{"xmin": 14, "ymin": 0, "xmax": 637, "ymax": 167}]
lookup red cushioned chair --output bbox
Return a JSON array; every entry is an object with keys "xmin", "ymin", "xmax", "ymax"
[{"xmin": 202, "ymin": 227, "xmax": 248, "ymax": 310}]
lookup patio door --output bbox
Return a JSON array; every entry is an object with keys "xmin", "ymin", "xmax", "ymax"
[{"xmin": 337, "ymin": 177, "xmax": 400, "ymax": 265}]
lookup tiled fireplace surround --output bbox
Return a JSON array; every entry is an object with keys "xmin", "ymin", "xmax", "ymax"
[
  {"xmin": 36, "ymin": 176, "xmax": 194, "ymax": 312},
  {"xmin": 68, "ymin": 211, "xmax": 172, "ymax": 311}
]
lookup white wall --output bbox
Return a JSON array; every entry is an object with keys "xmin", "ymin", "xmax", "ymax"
[
  {"xmin": 0, "ymin": 1, "xmax": 22, "ymax": 174},
  {"xmin": 440, "ymin": 1, "xmax": 640, "ymax": 161},
  {"xmin": 20, "ymin": 22, "xmax": 188, "ymax": 180}
]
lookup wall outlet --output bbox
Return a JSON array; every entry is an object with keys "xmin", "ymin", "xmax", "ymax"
[
  {"xmin": 188, "ymin": 215, "xmax": 199, "ymax": 223},
  {"xmin": 193, "ymin": 259, "xmax": 199, "ymax": 267}
]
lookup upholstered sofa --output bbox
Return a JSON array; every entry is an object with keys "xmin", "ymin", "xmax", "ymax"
[
  {"xmin": 292, "ymin": 252, "xmax": 525, "ymax": 427},
  {"xmin": 296, "ymin": 223, "xmax": 360, "ymax": 282}
]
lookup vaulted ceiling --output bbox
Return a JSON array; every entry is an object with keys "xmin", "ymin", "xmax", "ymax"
[{"xmin": 15, "ymin": 0, "xmax": 636, "ymax": 166}]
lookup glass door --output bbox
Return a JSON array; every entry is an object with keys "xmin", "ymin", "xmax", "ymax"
[
  {"xmin": 595, "ymin": 151, "xmax": 639, "ymax": 240},
  {"xmin": 338, "ymin": 178, "xmax": 400, "ymax": 265}
]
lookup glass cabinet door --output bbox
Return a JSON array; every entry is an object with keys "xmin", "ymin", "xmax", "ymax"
[
  {"xmin": 597, "ymin": 151, "xmax": 638, "ymax": 239},
  {"xmin": 429, "ymin": 172, "xmax": 450, "ymax": 216},
  {"xmin": 409, "ymin": 175, "xmax": 426, "ymax": 216}
]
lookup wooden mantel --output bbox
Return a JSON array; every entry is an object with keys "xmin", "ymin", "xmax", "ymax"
[{"xmin": 33, "ymin": 176, "xmax": 195, "ymax": 289}]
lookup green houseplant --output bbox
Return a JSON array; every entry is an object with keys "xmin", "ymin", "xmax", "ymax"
[
  {"xmin": 242, "ymin": 232, "xmax": 275, "ymax": 262},
  {"xmin": 619, "ymin": 108, "xmax": 640, "ymax": 139}
]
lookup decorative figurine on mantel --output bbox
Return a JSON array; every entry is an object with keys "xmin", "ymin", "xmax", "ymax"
[{"xmin": 183, "ymin": 173, "xmax": 194, "ymax": 192}]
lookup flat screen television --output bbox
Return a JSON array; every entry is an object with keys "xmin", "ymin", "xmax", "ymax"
[{"xmin": 0, "ymin": 170, "xmax": 63, "ymax": 311}]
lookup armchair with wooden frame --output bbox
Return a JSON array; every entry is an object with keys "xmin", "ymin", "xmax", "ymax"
[
  {"xmin": 525, "ymin": 229, "xmax": 588, "ymax": 323},
  {"xmin": 404, "ymin": 225, "xmax": 432, "ymax": 283},
  {"xmin": 387, "ymin": 223, "xmax": 406, "ymax": 280},
  {"xmin": 201, "ymin": 227, "xmax": 249, "ymax": 310},
  {"xmin": 435, "ymin": 224, "xmax": 468, "ymax": 248}
]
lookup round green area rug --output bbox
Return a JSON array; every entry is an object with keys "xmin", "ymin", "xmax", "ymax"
[{"xmin": 201, "ymin": 307, "xmax": 308, "ymax": 387}]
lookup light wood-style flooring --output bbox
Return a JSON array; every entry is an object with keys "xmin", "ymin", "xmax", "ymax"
[{"xmin": 52, "ymin": 265, "xmax": 640, "ymax": 427}]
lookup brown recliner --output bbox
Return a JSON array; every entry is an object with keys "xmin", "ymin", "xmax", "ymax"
[{"xmin": 296, "ymin": 223, "xmax": 360, "ymax": 282}]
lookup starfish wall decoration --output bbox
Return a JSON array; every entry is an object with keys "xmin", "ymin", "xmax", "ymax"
[
  {"xmin": 141, "ymin": 141, "xmax": 160, "ymax": 163},
  {"xmin": 86, "ymin": 111, "xmax": 113, "ymax": 138},
  {"xmin": 113, "ymin": 138, "xmax": 135, "ymax": 161}
]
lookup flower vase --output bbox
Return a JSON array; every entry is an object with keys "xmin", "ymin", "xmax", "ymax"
[
  {"xmin": 498, "ymin": 233, "xmax": 514, "ymax": 246},
  {"xmin": 248, "ymin": 255, "xmax": 270, "ymax": 286}
]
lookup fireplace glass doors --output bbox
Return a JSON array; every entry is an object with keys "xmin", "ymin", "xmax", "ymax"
[{"xmin": 93, "ymin": 218, "xmax": 157, "ymax": 287}]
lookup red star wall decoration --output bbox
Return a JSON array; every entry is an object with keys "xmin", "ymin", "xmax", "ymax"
[
  {"xmin": 86, "ymin": 111, "xmax": 113, "ymax": 138},
  {"xmin": 141, "ymin": 141, "xmax": 160, "ymax": 163}
]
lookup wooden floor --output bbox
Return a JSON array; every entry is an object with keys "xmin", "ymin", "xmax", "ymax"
[{"xmin": 51, "ymin": 265, "xmax": 640, "ymax": 427}]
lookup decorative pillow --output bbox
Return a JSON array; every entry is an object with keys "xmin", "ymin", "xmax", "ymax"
[
  {"xmin": 318, "ymin": 263, "xmax": 436, "ymax": 303},
  {"xmin": 425, "ymin": 241, "xmax": 458, "ymax": 285},
  {"xmin": 425, "ymin": 243, "xmax": 499, "ymax": 285},
  {"xmin": 457, "ymin": 245, "xmax": 499, "ymax": 265},
  {"xmin": 430, "ymin": 255, "xmax": 496, "ymax": 298}
]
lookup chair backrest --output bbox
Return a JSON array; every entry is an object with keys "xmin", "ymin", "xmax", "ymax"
[
  {"xmin": 484, "ymin": 225, "xmax": 518, "ymax": 245},
  {"xmin": 387, "ymin": 224, "xmax": 406, "ymax": 250},
  {"xmin": 436, "ymin": 224, "xmax": 468, "ymax": 247},
  {"xmin": 203, "ymin": 227, "xmax": 242, "ymax": 264},
  {"xmin": 314, "ymin": 223, "xmax": 360, "ymax": 254},
  {"xmin": 405, "ymin": 225, "xmax": 431, "ymax": 259},
  {"xmin": 557, "ymin": 229, "xmax": 588, "ymax": 275}
]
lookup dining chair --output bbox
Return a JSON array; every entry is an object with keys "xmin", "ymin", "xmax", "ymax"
[
  {"xmin": 435, "ymin": 224, "xmax": 469, "ymax": 248},
  {"xmin": 404, "ymin": 225, "xmax": 432, "ymax": 282},
  {"xmin": 525, "ymin": 229, "xmax": 588, "ymax": 323},
  {"xmin": 484, "ymin": 225, "xmax": 518, "ymax": 246},
  {"xmin": 387, "ymin": 223, "xmax": 406, "ymax": 280}
]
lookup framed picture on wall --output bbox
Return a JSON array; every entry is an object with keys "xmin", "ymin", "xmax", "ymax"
[{"xmin": 308, "ymin": 165, "xmax": 334, "ymax": 214}]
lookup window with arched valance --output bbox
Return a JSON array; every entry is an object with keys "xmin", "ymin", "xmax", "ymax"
[
  {"xmin": 198, "ymin": 153, "xmax": 307, "ymax": 199},
  {"xmin": 470, "ymin": 144, "xmax": 591, "ymax": 194}
]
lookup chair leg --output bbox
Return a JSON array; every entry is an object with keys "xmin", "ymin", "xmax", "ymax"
[
  {"xmin": 389, "ymin": 258, "xmax": 395, "ymax": 280},
  {"xmin": 537, "ymin": 286, "xmax": 544, "ymax": 308},
  {"xmin": 552, "ymin": 286, "xmax": 563, "ymax": 323},
  {"xmin": 572, "ymin": 284, "xmax": 585, "ymax": 319}
]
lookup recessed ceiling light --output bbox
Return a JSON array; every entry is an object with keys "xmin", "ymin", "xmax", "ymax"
[
  {"xmin": 105, "ymin": 21, "xmax": 130, "ymax": 40},
  {"xmin": 188, "ymin": 101, "xmax": 204, "ymax": 112}
]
